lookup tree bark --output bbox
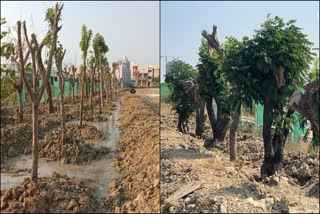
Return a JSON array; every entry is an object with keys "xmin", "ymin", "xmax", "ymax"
[
  {"xmin": 90, "ymin": 68, "xmax": 94, "ymax": 120},
  {"xmin": 31, "ymin": 100, "xmax": 39, "ymax": 182},
  {"xmin": 214, "ymin": 111, "xmax": 230, "ymax": 142},
  {"xmin": 58, "ymin": 73, "xmax": 66, "ymax": 144},
  {"xmin": 206, "ymin": 97, "xmax": 216, "ymax": 143},
  {"xmin": 46, "ymin": 83, "xmax": 54, "ymax": 113},
  {"xmin": 79, "ymin": 76, "xmax": 84, "ymax": 126},
  {"xmin": 195, "ymin": 101, "xmax": 205, "ymax": 137},
  {"xmin": 99, "ymin": 63, "xmax": 104, "ymax": 113},
  {"xmin": 229, "ymin": 101, "xmax": 241, "ymax": 161},
  {"xmin": 17, "ymin": 87, "xmax": 23, "ymax": 123},
  {"xmin": 261, "ymin": 84, "xmax": 276, "ymax": 176},
  {"xmin": 71, "ymin": 84, "xmax": 74, "ymax": 104}
]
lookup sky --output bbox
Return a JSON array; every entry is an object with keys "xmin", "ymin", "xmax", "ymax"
[
  {"xmin": 1, "ymin": 1, "xmax": 159, "ymax": 67},
  {"xmin": 161, "ymin": 1, "xmax": 320, "ymax": 82}
]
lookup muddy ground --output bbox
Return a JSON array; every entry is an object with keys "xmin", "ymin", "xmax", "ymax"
[
  {"xmin": 160, "ymin": 102, "xmax": 319, "ymax": 213},
  {"xmin": 106, "ymin": 88, "xmax": 160, "ymax": 213}
]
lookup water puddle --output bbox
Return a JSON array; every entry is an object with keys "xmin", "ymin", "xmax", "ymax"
[{"xmin": 1, "ymin": 102, "xmax": 121, "ymax": 201}]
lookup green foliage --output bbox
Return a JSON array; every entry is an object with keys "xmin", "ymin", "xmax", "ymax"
[
  {"xmin": 165, "ymin": 59, "xmax": 196, "ymax": 122},
  {"xmin": 196, "ymin": 39, "xmax": 232, "ymax": 114},
  {"xmin": 92, "ymin": 33, "xmax": 109, "ymax": 60},
  {"xmin": 79, "ymin": 25, "xmax": 93, "ymax": 60}
]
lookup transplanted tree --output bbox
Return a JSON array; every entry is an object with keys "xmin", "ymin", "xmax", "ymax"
[
  {"xmin": 289, "ymin": 56, "xmax": 319, "ymax": 150},
  {"xmin": 165, "ymin": 59, "xmax": 197, "ymax": 133},
  {"xmin": 1, "ymin": 17, "xmax": 30, "ymax": 122},
  {"xmin": 197, "ymin": 38, "xmax": 232, "ymax": 143},
  {"xmin": 63, "ymin": 65, "xmax": 77, "ymax": 104},
  {"xmin": 184, "ymin": 77, "xmax": 206, "ymax": 137},
  {"xmin": 92, "ymin": 33, "xmax": 109, "ymax": 113},
  {"xmin": 79, "ymin": 25, "xmax": 92, "ymax": 126},
  {"xmin": 54, "ymin": 42, "xmax": 66, "ymax": 144},
  {"xmin": 19, "ymin": 3, "xmax": 63, "ymax": 182},
  {"xmin": 111, "ymin": 62, "xmax": 119, "ymax": 100},
  {"xmin": 205, "ymin": 16, "xmax": 314, "ymax": 175}
]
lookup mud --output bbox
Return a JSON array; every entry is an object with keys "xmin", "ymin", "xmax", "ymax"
[{"xmin": 107, "ymin": 89, "xmax": 160, "ymax": 213}]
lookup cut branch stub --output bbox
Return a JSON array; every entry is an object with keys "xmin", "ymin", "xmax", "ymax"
[{"xmin": 202, "ymin": 25, "xmax": 223, "ymax": 56}]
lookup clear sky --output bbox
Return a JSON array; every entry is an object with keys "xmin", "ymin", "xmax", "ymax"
[
  {"xmin": 1, "ymin": 1, "xmax": 159, "ymax": 67},
  {"xmin": 161, "ymin": 1, "xmax": 320, "ymax": 82}
]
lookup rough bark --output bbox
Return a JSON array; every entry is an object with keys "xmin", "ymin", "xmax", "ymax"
[
  {"xmin": 55, "ymin": 49, "xmax": 66, "ymax": 144},
  {"xmin": 17, "ymin": 86, "xmax": 23, "ymax": 123},
  {"xmin": 80, "ymin": 55, "xmax": 87, "ymax": 126},
  {"xmin": 31, "ymin": 101, "xmax": 39, "ymax": 181},
  {"xmin": 261, "ymin": 83, "xmax": 276, "ymax": 176},
  {"xmin": 19, "ymin": 3, "xmax": 62, "ymax": 182},
  {"xmin": 206, "ymin": 97, "xmax": 216, "ymax": 143},
  {"xmin": 214, "ymin": 109, "xmax": 230, "ymax": 142},
  {"xmin": 289, "ymin": 80, "xmax": 319, "ymax": 141},
  {"xmin": 90, "ymin": 67, "xmax": 94, "ymax": 120},
  {"xmin": 45, "ymin": 84, "xmax": 54, "ymax": 113},
  {"xmin": 229, "ymin": 101, "xmax": 241, "ymax": 161},
  {"xmin": 99, "ymin": 61, "xmax": 104, "ymax": 113}
]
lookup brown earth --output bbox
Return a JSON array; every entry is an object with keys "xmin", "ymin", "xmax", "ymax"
[
  {"xmin": 0, "ymin": 172, "xmax": 100, "ymax": 213},
  {"xmin": 160, "ymin": 101, "xmax": 319, "ymax": 213},
  {"xmin": 0, "ymin": 97, "xmax": 113, "ymax": 162},
  {"xmin": 106, "ymin": 88, "xmax": 160, "ymax": 213}
]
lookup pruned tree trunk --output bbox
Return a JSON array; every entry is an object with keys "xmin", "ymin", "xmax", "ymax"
[
  {"xmin": 206, "ymin": 97, "xmax": 216, "ymax": 144},
  {"xmin": 90, "ymin": 67, "xmax": 94, "ymax": 120},
  {"xmin": 71, "ymin": 85, "xmax": 74, "ymax": 104},
  {"xmin": 261, "ymin": 83, "xmax": 276, "ymax": 176},
  {"xmin": 46, "ymin": 83, "xmax": 54, "ymax": 113},
  {"xmin": 105, "ymin": 79, "xmax": 108, "ymax": 105},
  {"xmin": 99, "ymin": 64, "xmax": 104, "ymax": 113},
  {"xmin": 289, "ymin": 80, "xmax": 319, "ymax": 142},
  {"xmin": 195, "ymin": 103, "xmax": 205, "ymax": 137},
  {"xmin": 31, "ymin": 101, "xmax": 39, "ymax": 181},
  {"xmin": 17, "ymin": 87, "xmax": 23, "ymax": 123},
  {"xmin": 229, "ymin": 101, "xmax": 241, "ymax": 161},
  {"xmin": 79, "ymin": 76, "xmax": 85, "ymax": 126},
  {"xmin": 215, "ymin": 109, "xmax": 230, "ymax": 142}
]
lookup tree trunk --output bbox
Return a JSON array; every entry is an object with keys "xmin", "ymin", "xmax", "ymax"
[
  {"xmin": 214, "ymin": 112, "xmax": 230, "ymax": 142},
  {"xmin": 46, "ymin": 83, "xmax": 54, "ymax": 113},
  {"xmin": 100, "ymin": 67, "xmax": 104, "ymax": 113},
  {"xmin": 261, "ymin": 84, "xmax": 276, "ymax": 177},
  {"xmin": 229, "ymin": 101, "xmax": 241, "ymax": 161},
  {"xmin": 71, "ymin": 84, "xmax": 74, "ymax": 104},
  {"xmin": 90, "ymin": 70, "xmax": 94, "ymax": 120},
  {"xmin": 195, "ymin": 101, "xmax": 205, "ymax": 137},
  {"xmin": 58, "ymin": 74, "xmax": 66, "ymax": 144},
  {"xmin": 105, "ymin": 80, "xmax": 109, "ymax": 105},
  {"xmin": 206, "ymin": 97, "xmax": 216, "ymax": 143},
  {"xmin": 31, "ymin": 100, "xmax": 39, "ymax": 182},
  {"xmin": 18, "ymin": 88, "xmax": 23, "ymax": 123},
  {"xmin": 79, "ymin": 74, "xmax": 85, "ymax": 126},
  {"xmin": 289, "ymin": 80, "xmax": 319, "ymax": 143}
]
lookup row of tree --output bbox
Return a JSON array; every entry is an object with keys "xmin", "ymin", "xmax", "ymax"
[
  {"xmin": 0, "ymin": 3, "xmax": 120, "ymax": 182},
  {"xmin": 165, "ymin": 15, "xmax": 319, "ymax": 177}
]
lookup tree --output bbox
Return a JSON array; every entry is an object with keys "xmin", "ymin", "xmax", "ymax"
[
  {"xmin": 289, "ymin": 56, "xmax": 319, "ymax": 150},
  {"xmin": 19, "ymin": 3, "xmax": 63, "ymax": 182},
  {"xmin": 185, "ymin": 77, "xmax": 206, "ymax": 137},
  {"xmin": 222, "ymin": 36, "xmax": 257, "ymax": 161},
  {"xmin": 111, "ymin": 62, "xmax": 119, "ymax": 100},
  {"xmin": 92, "ymin": 33, "xmax": 109, "ymax": 112},
  {"xmin": 88, "ymin": 54, "xmax": 96, "ymax": 119},
  {"xmin": 165, "ymin": 60, "xmax": 197, "ymax": 133},
  {"xmin": 54, "ymin": 42, "xmax": 66, "ymax": 144},
  {"xmin": 63, "ymin": 65, "xmax": 77, "ymax": 104},
  {"xmin": 197, "ymin": 37, "xmax": 232, "ymax": 143},
  {"xmin": 1, "ymin": 17, "xmax": 29, "ymax": 122},
  {"xmin": 79, "ymin": 25, "xmax": 92, "ymax": 126}
]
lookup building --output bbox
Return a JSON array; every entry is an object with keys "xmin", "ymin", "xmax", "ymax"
[{"xmin": 118, "ymin": 56, "xmax": 132, "ymax": 88}]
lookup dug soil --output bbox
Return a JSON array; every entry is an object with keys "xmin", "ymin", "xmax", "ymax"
[
  {"xmin": 107, "ymin": 88, "xmax": 160, "ymax": 213},
  {"xmin": 160, "ymin": 102, "xmax": 319, "ymax": 213}
]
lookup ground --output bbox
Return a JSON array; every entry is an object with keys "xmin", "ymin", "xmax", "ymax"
[
  {"xmin": 106, "ymin": 88, "xmax": 160, "ymax": 213},
  {"xmin": 160, "ymin": 101, "xmax": 319, "ymax": 213}
]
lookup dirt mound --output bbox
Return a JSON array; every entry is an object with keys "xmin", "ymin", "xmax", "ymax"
[
  {"xmin": 39, "ymin": 127, "xmax": 108, "ymax": 164},
  {"xmin": 1, "ymin": 124, "xmax": 32, "ymax": 161},
  {"xmin": 65, "ymin": 124, "xmax": 103, "ymax": 140},
  {"xmin": 0, "ymin": 172, "xmax": 100, "ymax": 213},
  {"xmin": 107, "ymin": 92, "xmax": 160, "ymax": 213},
  {"xmin": 160, "ymin": 101, "xmax": 320, "ymax": 213}
]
